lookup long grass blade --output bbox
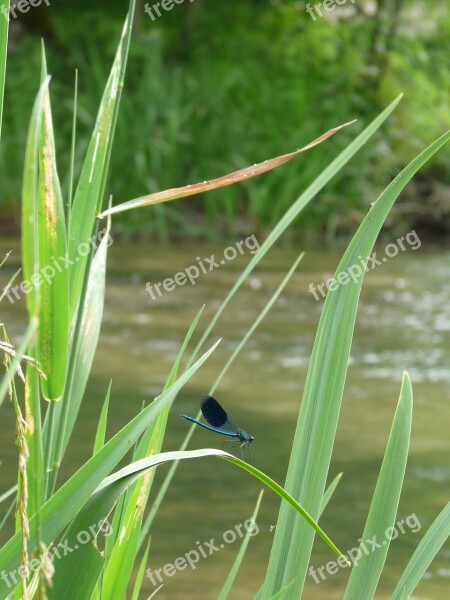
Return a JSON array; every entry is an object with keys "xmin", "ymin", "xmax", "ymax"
[
  {"xmin": 44, "ymin": 220, "xmax": 99, "ymax": 496},
  {"xmin": 93, "ymin": 381, "xmax": 112, "ymax": 454},
  {"xmin": 0, "ymin": 265, "xmax": 22, "ymax": 304},
  {"xmin": 140, "ymin": 257, "xmax": 302, "ymax": 538},
  {"xmin": 266, "ymin": 581, "xmax": 297, "ymax": 600},
  {"xmin": 0, "ymin": 485, "xmax": 17, "ymax": 504},
  {"xmin": 48, "ymin": 448, "xmax": 347, "ymax": 600},
  {"xmin": 254, "ymin": 474, "xmax": 343, "ymax": 600},
  {"xmin": 37, "ymin": 49, "xmax": 69, "ymax": 402},
  {"xmin": 212, "ymin": 253, "xmax": 304, "ymax": 392},
  {"xmin": 68, "ymin": 69, "xmax": 78, "ymax": 210},
  {"xmin": 68, "ymin": 9, "xmax": 134, "ymax": 321},
  {"xmin": 101, "ymin": 307, "xmax": 205, "ymax": 599},
  {"xmin": 218, "ymin": 490, "xmax": 264, "ymax": 600},
  {"xmin": 343, "ymin": 372, "xmax": 413, "ymax": 599},
  {"xmin": 0, "ymin": 498, "xmax": 15, "ymax": 531},
  {"xmin": 0, "ymin": 340, "xmax": 220, "ymax": 599},
  {"xmin": 21, "ymin": 76, "xmax": 51, "ymax": 320},
  {"xmin": 61, "ymin": 219, "xmax": 112, "ymax": 458},
  {"xmin": 97, "ymin": 122, "xmax": 354, "ymax": 217},
  {"xmin": 130, "ymin": 540, "xmax": 151, "ymax": 600},
  {"xmin": 187, "ymin": 96, "xmax": 403, "ymax": 369},
  {"xmin": 320, "ymin": 472, "xmax": 343, "ymax": 517},
  {"xmin": 390, "ymin": 502, "xmax": 450, "ymax": 600},
  {"xmin": 218, "ymin": 456, "xmax": 349, "ymax": 563},
  {"xmin": 260, "ymin": 130, "xmax": 450, "ymax": 600}
]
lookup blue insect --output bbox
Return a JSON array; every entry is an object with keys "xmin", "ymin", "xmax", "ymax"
[{"xmin": 181, "ymin": 395, "xmax": 254, "ymax": 462}]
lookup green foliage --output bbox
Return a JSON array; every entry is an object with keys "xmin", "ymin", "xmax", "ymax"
[
  {"xmin": 0, "ymin": 3, "xmax": 448, "ymax": 600},
  {"xmin": 1, "ymin": 1, "xmax": 450, "ymax": 236},
  {"xmin": 343, "ymin": 373, "xmax": 412, "ymax": 599},
  {"xmin": 260, "ymin": 131, "xmax": 450, "ymax": 599}
]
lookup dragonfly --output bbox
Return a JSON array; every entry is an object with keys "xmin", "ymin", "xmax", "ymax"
[{"xmin": 181, "ymin": 395, "xmax": 254, "ymax": 462}]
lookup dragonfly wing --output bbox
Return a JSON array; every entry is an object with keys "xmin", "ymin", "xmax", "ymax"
[
  {"xmin": 201, "ymin": 395, "xmax": 240, "ymax": 435},
  {"xmin": 201, "ymin": 395, "xmax": 228, "ymax": 427}
]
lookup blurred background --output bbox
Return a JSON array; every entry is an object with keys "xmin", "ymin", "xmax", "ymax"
[
  {"xmin": 1, "ymin": 0, "xmax": 449, "ymax": 241},
  {"xmin": 1, "ymin": 1, "xmax": 449, "ymax": 599}
]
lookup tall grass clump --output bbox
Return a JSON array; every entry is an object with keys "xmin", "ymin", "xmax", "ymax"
[{"xmin": 0, "ymin": 2, "xmax": 449, "ymax": 599}]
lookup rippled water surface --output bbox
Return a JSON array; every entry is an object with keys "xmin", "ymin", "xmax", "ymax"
[{"xmin": 1, "ymin": 238, "xmax": 449, "ymax": 599}]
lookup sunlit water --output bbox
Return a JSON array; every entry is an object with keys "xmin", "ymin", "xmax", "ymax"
[{"xmin": 1, "ymin": 237, "xmax": 449, "ymax": 599}]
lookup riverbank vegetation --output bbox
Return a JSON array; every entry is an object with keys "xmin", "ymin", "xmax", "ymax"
[
  {"xmin": 0, "ymin": 0, "xmax": 449, "ymax": 240},
  {"xmin": 1, "ymin": 2, "xmax": 449, "ymax": 599}
]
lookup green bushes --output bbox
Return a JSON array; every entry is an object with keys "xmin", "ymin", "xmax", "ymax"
[{"xmin": 1, "ymin": 1, "xmax": 450, "ymax": 237}]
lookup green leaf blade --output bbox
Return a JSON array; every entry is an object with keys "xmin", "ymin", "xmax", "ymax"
[
  {"xmin": 218, "ymin": 490, "xmax": 264, "ymax": 600},
  {"xmin": 101, "ymin": 308, "xmax": 204, "ymax": 600},
  {"xmin": 21, "ymin": 76, "xmax": 51, "ymax": 319},
  {"xmin": 0, "ymin": 339, "xmax": 220, "ymax": 600},
  {"xmin": 261, "ymin": 130, "xmax": 450, "ymax": 600},
  {"xmin": 391, "ymin": 502, "xmax": 450, "ymax": 600},
  {"xmin": 48, "ymin": 449, "xmax": 346, "ymax": 600},
  {"xmin": 188, "ymin": 95, "xmax": 404, "ymax": 370},
  {"xmin": 62, "ymin": 221, "xmax": 112, "ymax": 455},
  {"xmin": 93, "ymin": 381, "xmax": 112, "ymax": 455},
  {"xmin": 37, "ymin": 84, "xmax": 69, "ymax": 401},
  {"xmin": 320, "ymin": 472, "xmax": 343, "ymax": 518},
  {"xmin": 343, "ymin": 372, "xmax": 413, "ymax": 599},
  {"xmin": 68, "ymin": 15, "xmax": 132, "ymax": 321}
]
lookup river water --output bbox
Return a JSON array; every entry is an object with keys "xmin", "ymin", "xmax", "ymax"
[{"xmin": 1, "ymin": 237, "xmax": 449, "ymax": 599}]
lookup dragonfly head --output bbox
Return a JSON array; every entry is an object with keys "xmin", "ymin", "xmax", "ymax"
[{"xmin": 248, "ymin": 435, "xmax": 254, "ymax": 444}]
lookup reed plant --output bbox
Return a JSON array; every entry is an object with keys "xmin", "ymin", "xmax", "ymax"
[{"xmin": 0, "ymin": 2, "xmax": 448, "ymax": 599}]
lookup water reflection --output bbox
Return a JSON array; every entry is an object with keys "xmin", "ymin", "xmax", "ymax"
[{"xmin": 0, "ymin": 239, "xmax": 449, "ymax": 599}]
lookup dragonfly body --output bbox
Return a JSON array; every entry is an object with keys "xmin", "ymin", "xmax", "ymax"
[{"xmin": 181, "ymin": 395, "xmax": 254, "ymax": 461}]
